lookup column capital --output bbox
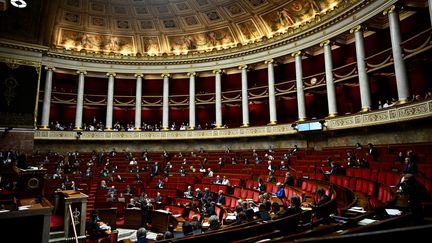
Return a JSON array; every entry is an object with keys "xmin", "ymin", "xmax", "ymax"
[
  {"xmin": 213, "ymin": 69, "xmax": 223, "ymax": 74},
  {"xmin": 134, "ymin": 73, "xmax": 144, "ymax": 78},
  {"xmin": 44, "ymin": 66, "xmax": 55, "ymax": 71},
  {"xmin": 106, "ymin": 72, "xmax": 116, "ymax": 77},
  {"xmin": 238, "ymin": 64, "xmax": 248, "ymax": 70},
  {"xmin": 383, "ymin": 5, "xmax": 398, "ymax": 15},
  {"xmin": 319, "ymin": 40, "xmax": 332, "ymax": 47},
  {"xmin": 161, "ymin": 73, "xmax": 170, "ymax": 78},
  {"xmin": 76, "ymin": 70, "xmax": 87, "ymax": 75},
  {"xmin": 291, "ymin": 51, "xmax": 302, "ymax": 57},
  {"xmin": 264, "ymin": 59, "xmax": 274, "ymax": 65},
  {"xmin": 349, "ymin": 25, "xmax": 364, "ymax": 34},
  {"xmin": 187, "ymin": 72, "xmax": 197, "ymax": 77}
]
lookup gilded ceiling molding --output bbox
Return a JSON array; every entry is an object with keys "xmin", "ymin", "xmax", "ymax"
[
  {"xmin": 106, "ymin": 72, "xmax": 116, "ymax": 77},
  {"xmin": 187, "ymin": 72, "xmax": 197, "ymax": 77},
  {"xmin": 76, "ymin": 70, "xmax": 87, "ymax": 75},
  {"xmin": 134, "ymin": 73, "xmax": 143, "ymax": 78},
  {"xmin": 319, "ymin": 40, "xmax": 332, "ymax": 47},
  {"xmin": 291, "ymin": 51, "xmax": 302, "ymax": 57}
]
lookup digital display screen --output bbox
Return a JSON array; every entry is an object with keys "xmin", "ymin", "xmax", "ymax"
[{"xmin": 297, "ymin": 121, "xmax": 323, "ymax": 132}]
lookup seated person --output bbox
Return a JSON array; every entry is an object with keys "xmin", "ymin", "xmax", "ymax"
[
  {"xmin": 274, "ymin": 182, "xmax": 286, "ymax": 200},
  {"xmin": 314, "ymin": 188, "xmax": 330, "ymax": 206},
  {"xmin": 184, "ymin": 185, "xmax": 193, "ymax": 198},
  {"xmin": 256, "ymin": 177, "xmax": 266, "ymax": 192},
  {"xmin": 135, "ymin": 227, "xmax": 148, "ymax": 243},
  {"xmin": 206, "ymin": 215, "xmax": 221, "ymax": 232},
  {"xmin": 182, "ymin": 221, "xmax": 194, "ymax": 236},
  {"xmin": 88, "ymin": 210, "xmax": 112, "ymax": 239}
]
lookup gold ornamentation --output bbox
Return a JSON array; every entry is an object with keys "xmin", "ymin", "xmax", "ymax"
[{"xmin": 3, "ymin": 75, "xmax": 18, "ymax": 107}]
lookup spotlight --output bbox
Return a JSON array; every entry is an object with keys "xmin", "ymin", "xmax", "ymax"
[{"xmin": 10, "ymin": 0, "xmax": 27, "ymax": 8}]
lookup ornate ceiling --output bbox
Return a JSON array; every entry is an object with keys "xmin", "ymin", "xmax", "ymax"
[{"xmin": 52, "ymin": 0, "xmax": 343, "ymax": 56}]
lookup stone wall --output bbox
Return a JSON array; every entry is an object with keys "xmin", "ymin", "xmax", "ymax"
[{"xmin": 1, "ymin": 129, "xmax": 34, "ymax": 154}]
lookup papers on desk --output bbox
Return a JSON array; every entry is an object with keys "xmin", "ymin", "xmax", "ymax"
[
  {"xmin": 358, "ymin": 218, "xmax": 377, "ymax": 225},
  {"xmin": 173, "ymin": 214, "xmax": 182, "ymax": 218},
  {"xmin": 202, "ymin": 222, "xmax": 210, "ymax": 227},
  {"xmin": 226, "ymin": 213, "xmax": 236, "ymax": 220},
  {"xmin": 18, "ymin": 205, "xmax": 31, "ymax": 210},
  {"xmin": 385, "ymin": 208, "xmax": 402, "ymax": 216},
  {"xmin": 347, "ymin": 206, "xmax": 366, "ymax": 213}
]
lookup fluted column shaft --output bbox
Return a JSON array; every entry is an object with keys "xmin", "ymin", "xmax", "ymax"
[
  {"xmin": 74, "ymin": 70, "xmax": 86, "ymax": 129},
  {"xmin": 429, "ymin": 0, "xmax": 432, "ymax": 26},
  {"xmin": 162, "ymin": 73, "xmax": 170, "ymax": 130},
  {"xmin": 322, "ymin": 41, "xmax": 338, "ymax": 116},
  {"xmin": 135, "ymin": 74, "xmax": 143, "ymax": 130},
  {"xmin": 214, "ymin": 70, "xmax": 223, "ymax": 128},
  {"xmin": 293, "ymin": 52, "xmax": 306, "ymax": 120},
  {"xmin": 105, "ymin": 73, "xmax": 115, "ymax": 130},
  {"xmin": 41, "ymin": 67, "xmax": 54, "ymax": 129},
  {"xmin": 352, "ymin": 26, "xmax": 372, "ymax": 111},
  {"xmin": 240, "ymin": 65, "xmax": 250, "ymax": 127},
  {"xmin": 386, "ymin": 6, "xmax": 410, "ymax": 103},
  {"xmin": 188, "ymin": 72, "xmax": 196, "ymax": 129},
  {"xmin": 266, "ymin": 59, "xmax": 277, "ymax": 124}
]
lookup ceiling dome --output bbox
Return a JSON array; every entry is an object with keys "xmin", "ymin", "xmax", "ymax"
[{"xmin": 52, "ymin": 0, "xmax": 342, "ymax": 56}]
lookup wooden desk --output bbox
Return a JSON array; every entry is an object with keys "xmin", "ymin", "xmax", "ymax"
[
  {"xmin": 151, "ymin": 209, "xmax": 180, "ymax": 232},
  {"xmin": 0, "ymin": 197, "xmax": 53, "ymax": 243}
]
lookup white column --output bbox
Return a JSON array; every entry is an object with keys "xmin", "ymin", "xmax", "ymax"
[
  {"xmin": 265, "ymin": 59, "xmax": 277, "ymax": 124},
  {"xmin": 429, "ymin": 0, "xmax": 432, "ymax": 26},
  {"xmin": 351, "ymin": 26, "xmax": 372, "ymax": 111},
  {"xmin": 134, "ymin": 74, "xmax": 143, "ymax": 130},
  {"xmin": 161, "ymin": 73, "xmax": 170, "ymax": 130},
  {"xmin": 239, "ymin": 65, "xmax": 250, "ymax": 127},
  {"xmin": 321, "ymin": 40, "xmax": 338, "ymax": 117},
  {"xmin": 187, "ymin": 72, "xmax": 197, "ymax": 129},
  {"xmin": 213, "ymin": 69, "xmax": 223, "ymax": 128},
  {"xmin": 385, "ymin": 5, "xmax": 410, "ymax": 103},
  {"xmin": 41, "ymin": 66, "xmax": 55, "ymax": 129},
  {"xmin": 293, "ymin": 52, "xmax": 307, "ymax": 121},
  {"xmin": 105, "ymin": 72, "xmax": 116, "ymax": 130},
  {"xmin": 74, "ymin": 70, "xmax": 86, "ymax": 130}
]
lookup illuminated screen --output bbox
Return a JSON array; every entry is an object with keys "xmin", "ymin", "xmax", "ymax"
[{"xmin": 297, "ymin": 121, "xmax": 323, "ymax": 132}]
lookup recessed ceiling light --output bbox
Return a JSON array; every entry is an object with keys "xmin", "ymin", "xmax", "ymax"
[{"xmin": 10, "ymin": 0, "xmax": 26, "ymax": 8}]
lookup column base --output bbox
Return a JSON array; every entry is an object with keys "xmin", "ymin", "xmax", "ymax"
[
  {"xmin": 39, "ymin": 126, "xmax": 50, "ymax": 130},
  {"xmin": 161, "ymin": 127, "xmax": 169, "ymax": 131},
  {"xmin": 187, "ymin": 127, "xmax": 195, "ymax": 130},
  {"xmin": 73, "ymin": 127, "xmax": 82, "ymax": 131},
  {"xmin": 105, "ymin": 127, "xmax": 113, "ymax": 131},
  {"xmin": 297, "ymin": 117, "xmax": 307, "ymax": 122},
  {"xmin": 241, "ymin": 123, "xmax": 249, "ymax": 128},
  {"xmin": 214, "ymin": 124, "xmax": 223, "ymax": 129},
  {"xmin": 134, "ymin": 127, "xmax": 141, "ymax": 131},
  {"xmin": 360, "ymin": 107, "xmax": 371, "ymax": 112},
  {"xmin": 268, "ymin": 121, "xmax": 277, "ymax": 125},
  {"xmin": 398, "ymin": 98, "xmax": 409, "ymax": 104},
  {"xmin": 327, "ymin": 113, "xmax": 338, "ymax": 118}
]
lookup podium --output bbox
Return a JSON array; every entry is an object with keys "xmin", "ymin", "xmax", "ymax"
[
  {"xmin": 151, "ymin": 209, "xmax": 179, "ymax": 232},
  {"xmin": 59, "ymin": 190, "xmax": 88, "ymax": 242},
  {"xmin": 14, "ymin": 167, "xmax": 47, "ymax": 198},
  {"xmin": 0, "ymin": 197, "xmax": 53, "ymax": 243}
]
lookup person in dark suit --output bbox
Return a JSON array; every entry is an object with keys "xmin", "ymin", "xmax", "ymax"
[
  {"xmin": 368, "ymin": 143, "xmax": 378, "ymax": 161},
  {"xmin": 315, "ymin": 188, "xmax": 330, "ymax": 206},
  {"xmin": 284, "ymin": 171, "xmax": 295, "ymax": 187},
  {"xmin": 151, "ymin": 161, "xmax": 159, "ymax": 177},
  {"xmin": 256, "ymin": 177, "xmax": 266, "ymax": 192},
  {"xmin": 135, "ymin": 227, "xmax": 148, "ymax": 243},
  {"xmin": 216, "ymin": 190, "xmax": 225, "ymax": 205}
]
